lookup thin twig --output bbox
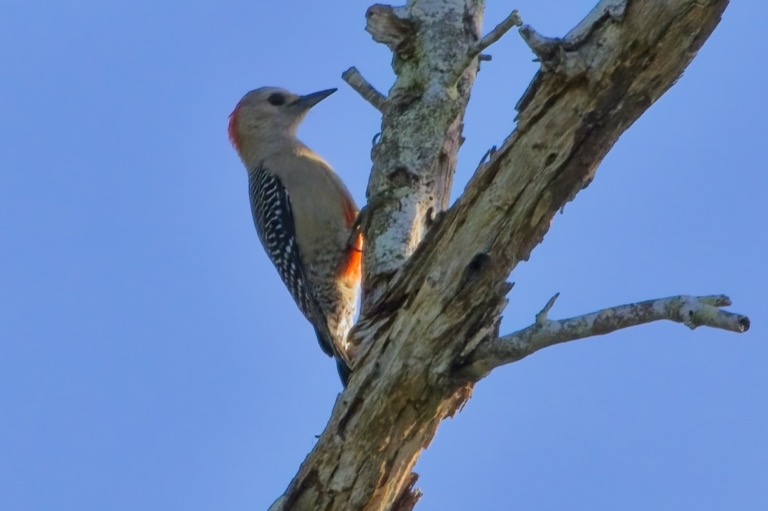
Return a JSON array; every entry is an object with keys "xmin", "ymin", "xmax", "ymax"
[
  {"xmin": 342, "ymin": 66, "xmax": 387, "ymax": 112},
  {"xmin": 450, "ymin": 10, "xmax": 522, "ymax": 84},
  {"xmin": 475, "ymin": 10, "xmax": 523, "ymax": 57},
  {"xmin": 535, "ymin": 292, "xmax": 560, "ymax": 325}
]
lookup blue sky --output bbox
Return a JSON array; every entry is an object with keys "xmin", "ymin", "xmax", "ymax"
[{"xmin": 1, "ymin": 1, "xmax": 765, "ymax": 510}]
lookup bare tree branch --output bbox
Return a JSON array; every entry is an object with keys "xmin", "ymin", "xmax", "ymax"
[
  {"xmin": 450, "ymin": 10, "xmax": 523, "ymax": 84},
  {"xmin": 477, "ymin": 10, "xmax": 523, "ymax": 54},
  {"xmin": 342, "ymin": 66, "xmax": 387, "ymax": 112},
  {"xmin": 468, "ymin": 295, "xmax": 750, "ymax": 373}
]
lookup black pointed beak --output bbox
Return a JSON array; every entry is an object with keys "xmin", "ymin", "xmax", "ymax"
[{"xmin": 291, "ymin": 88, "xmax": 337, "ymax": 110}]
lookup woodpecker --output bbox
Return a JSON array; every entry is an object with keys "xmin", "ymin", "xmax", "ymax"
[{"xmin": 228, "ymin": 86, "xmax": 362, "ymax": 386}]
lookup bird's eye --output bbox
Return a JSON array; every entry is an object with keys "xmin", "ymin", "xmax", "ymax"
[{"xmin": 267, "ymin": 93, "xmax": 286, "ymax": 106}]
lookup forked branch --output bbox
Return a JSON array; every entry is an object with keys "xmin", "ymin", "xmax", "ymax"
[{"xmin": 469, "ymin": 294, "xmax": 750, "ymax": 373}]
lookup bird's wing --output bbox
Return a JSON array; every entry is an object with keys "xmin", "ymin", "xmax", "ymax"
[{"xmin": 248, "ymin": 165, "xmax": 352, "ymax": 372}]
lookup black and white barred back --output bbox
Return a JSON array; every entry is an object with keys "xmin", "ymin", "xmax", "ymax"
[{"xmin": 248, "ymin": 165, "xmax": 351, "ymax": 382}]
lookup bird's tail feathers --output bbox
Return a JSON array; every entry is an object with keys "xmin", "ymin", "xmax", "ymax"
[{"xmin": 313, "ymin": 325, "xmax": 352, "ymax": 387}]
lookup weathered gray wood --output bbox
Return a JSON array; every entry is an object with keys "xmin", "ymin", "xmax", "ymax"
[{"xmin": 269, "ymin": 1, "xmax": 744, "ymax": 510}]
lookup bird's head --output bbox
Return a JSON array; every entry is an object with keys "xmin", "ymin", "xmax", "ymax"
[{"xmin": 228, "ymin": 87, "xmax": 336, "ymax": 156}]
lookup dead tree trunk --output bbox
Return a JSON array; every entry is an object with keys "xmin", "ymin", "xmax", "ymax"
[{"xmin": 269, "ymin": 1, "xmax": 748, "ymax": 509}]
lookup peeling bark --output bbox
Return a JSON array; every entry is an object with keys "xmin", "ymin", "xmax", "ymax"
[{"xmin": 268, "ymin": 1, "xmax": 745, "ymax": 510}]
